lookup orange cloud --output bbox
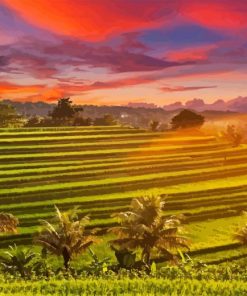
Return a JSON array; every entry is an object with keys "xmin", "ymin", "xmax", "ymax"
[
  {"xmin": 27, "ymin": 88, "xmax": 67, "ymax": 102},
  {"xmin": 0, "ymin": 81, "xmax": 44, "ymax": 95},
  {"xmin": 2, "ymin": 0, "xmax": 172, "ymax": 40}
]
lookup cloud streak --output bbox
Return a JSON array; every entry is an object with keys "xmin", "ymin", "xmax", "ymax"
[
  {"xmin": 160, "ymin": 85, "xmax": 217, "ymax": 92},
  {"xmin": 0, "ymin": 81, "xmax": 44, "ymax": 95},
  {"xmin": 2, "ymin": 0, "xmax": 176, "ymax": 40}
]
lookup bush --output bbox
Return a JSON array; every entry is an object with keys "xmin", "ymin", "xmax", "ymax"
[
  {"xmin": 94, "ymin": 114, "xmax": 117, "ymax": 126},
  {"xmin": 73, "ymin": 117, "xmax": 92, "ymax": 126},
  {"xmin": 222, "ymin": 125, "xmax": 243, "ymax": 147},
  {"xmin": 171, "ymin": 109, "xmax": 204, "ymax": 130}
]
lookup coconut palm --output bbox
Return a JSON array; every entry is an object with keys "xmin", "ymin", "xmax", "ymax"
[
  {"xmin": 0, "ymin": 213, "xmax": 19, "ymax": 234},
  {"xmin": 109, "ymin": 195, "xmax": 189, "ymax": 265},
  {"xmin": 35, "ymin": 206, "xmax": 96, "ymax": 270}
]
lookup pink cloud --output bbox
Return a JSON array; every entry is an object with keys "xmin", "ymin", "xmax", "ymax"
[
  {"xmin": 167, "ymin": 44, "xmax": 217, "ymax": 62},
  {"xmin": 160, "ymin": 85, "xmax": 217, "ymax": 92}
]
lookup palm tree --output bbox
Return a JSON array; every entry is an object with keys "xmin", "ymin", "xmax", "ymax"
[
  {"xmin": 0, "ymin": 213, "xmax": 19, "ymax": 234},
  {"xmin": 35, "ymin": 206, "xmax": 96, "ymax": 270},
  {"xmin": 0, "ymin": 244, "xmax": 36, "ymax": 278},
  {"xmin": 109, "ymin": 195, "xmax": 189, "ymax": 265},
  {"xmin": 234, "ymin": 219, "xmax": 247, "ymax": 245}
]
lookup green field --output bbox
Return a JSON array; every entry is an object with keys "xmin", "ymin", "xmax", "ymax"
[
  {"xmin": 1, "ymin": 126, "xmax": 247, "ymax": 264},
  {"xmin": 0, "ymin": 278, "xmax": 246, "ymax": 296}
]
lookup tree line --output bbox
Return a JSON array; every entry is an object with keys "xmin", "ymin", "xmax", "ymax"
[
  {"xmin": 0, "ymin": 98, "xmax": 204, "ymax": 130},
  {"xmin": 0, "ymin": 98, "xmax": 244, "ymax": 146}
]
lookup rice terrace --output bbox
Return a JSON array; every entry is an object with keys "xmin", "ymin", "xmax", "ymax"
[
  {"xmin": 0, "ymin": 123, "xmax": 247, "ymax": 295},
  {"xmin": 1, "ymin": 125, "xmax": 247, "ymax": 261}
]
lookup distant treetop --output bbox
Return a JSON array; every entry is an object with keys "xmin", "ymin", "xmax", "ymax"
[{"xmin": 171, "ymin": 109, "xmax": 205, "ymax": 130}]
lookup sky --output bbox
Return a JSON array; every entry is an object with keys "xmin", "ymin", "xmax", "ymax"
[{"xmin": 0, "ymin": 0, "xmax": 247, "ymax": 106}]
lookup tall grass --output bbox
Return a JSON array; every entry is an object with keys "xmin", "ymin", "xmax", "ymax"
[{"xmin": 0, "ymin": 278, "xmax": 246, "ymax": 295}]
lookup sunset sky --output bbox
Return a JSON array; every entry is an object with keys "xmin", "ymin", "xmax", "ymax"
[{"xmin": 1, "ymin": 0, "xmax": 247, "ymax": 105}]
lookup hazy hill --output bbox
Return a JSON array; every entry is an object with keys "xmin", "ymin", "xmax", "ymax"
[{"xmin": 163, "ymin": 97, "xmax": 247, "ymax": 113}]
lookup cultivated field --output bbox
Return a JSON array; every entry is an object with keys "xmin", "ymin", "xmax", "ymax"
[{"xmin": 1, "ymin": 126, "xmax": 247, "ymax": 264}]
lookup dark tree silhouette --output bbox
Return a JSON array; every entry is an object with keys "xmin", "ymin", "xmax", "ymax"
[
  {"xmin": 150, "ymin": 120, "xmax": 160, "ymax": 132},
  {"xmin": 25, "ymin": 116, "xmax": 42, "ymax": 127},
  {"xmin": 94, "ymin": 114, "xmax": 117, "ymax": 126},
  {"xmin": 50, "ymin": 98, "xmax": 83, "ymax": 121},
  {"xmin": 171, "ymin": 109, "xmax": 204, "ymax": 130},
  {"xmin": 0, "ymin": 101, "xmax": 23, "ymax": 127},
  {"xmin": 73, "ymin": 117, "xmax": 92, "ymax": 126}
]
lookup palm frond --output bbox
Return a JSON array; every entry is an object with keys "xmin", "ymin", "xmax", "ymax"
[
  {"xmin": 35, "ymin": 206, "xmax": 96, "ymax": 265},
  {"xmin": 0, "ymin": 213, "xmax": 19, "ymax": 233}
]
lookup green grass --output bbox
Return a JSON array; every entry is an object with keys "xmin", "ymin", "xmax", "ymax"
[
  {"xmin": 0, "ymin": 278, "xmax": 246, "ymax": 295},
  {"xmin": 0, "ymin": 126, "xmax": 247, "ymax": 265}
]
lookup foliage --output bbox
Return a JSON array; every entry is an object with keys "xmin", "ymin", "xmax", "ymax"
[
  {"xmin": 35, "ymin": 206, "xmax": 96, "ymax": 269},
  {"xmin": 171, "ymin": 109, "xmax": 204, "ymax": 129},
  {"xmin": 50, "ymin": 98, "xmax": 83, "ymax": 122},
  {"xmin": 87, "ymin": 247, "xmax": 110, "ymax": 275},
  {"xmin": 24, "ymin": 116, "xmax": 43, "ymax": 127},
  {"xmin": 150, "ymin": 120, "xmax": 160, "ymax": 132},
  {"xmin": 110, "ymin": 246, "xmax": 136, "ymax": 269},
  {"xmin": 0, "ymin": 213, "xmax": 19, "ymax": 234},
  {"xmin": 0, "ymin": 245, "xmax": 36, "ymax": 278},
  {"xmin": 0, "ymin": 101, "xmax": 24, "ymax": 128},
  {"xmin": 222, "ymin": 125, "xmax": 243, "ymax": 147},
  {"xmin": 233, "ymin": 213, "xmax": 247, "ymax": 244},
  {"xmin": 94, "ymin": 114, "xmax": 117, "ymax": 126},
  {"xmin": 31, "ymin": 248, "xmax": 53, "ymax": 278},
  {"xmin": 73, "ymin": 117, "xmax": 92, "ymax": 126},
  {"xmin": 109, "ymin": 195, "xmax": 189, "ymax": 265}
]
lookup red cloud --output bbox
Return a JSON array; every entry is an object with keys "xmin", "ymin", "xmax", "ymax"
[
  {"xmin": 2, "ymin": 0, "xmax": 174, "ymax": 40},
  {"xmin": 182, "ymin": 0, "xmax": 247, "ymax": 30},
  {"xmin": 160, "ymin": 85, "xmax": 217, "ymax": 92},
  {"xmin": 3, "ymin": 0, "xmax": 247, "ymax": 42}
]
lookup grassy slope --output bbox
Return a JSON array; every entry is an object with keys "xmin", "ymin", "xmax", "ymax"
[{"xmin": 0, "ymin": 126, "xmax": 247, "ymax": 264}]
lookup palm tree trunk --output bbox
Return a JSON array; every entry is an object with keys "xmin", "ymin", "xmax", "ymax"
[
  {"xmin": 142, "ymin": 247, "xmax": 151, "ymax": 265},
  {"xmin": 62, "ymin": 246, "xmax": 71, "ymax": 270}
]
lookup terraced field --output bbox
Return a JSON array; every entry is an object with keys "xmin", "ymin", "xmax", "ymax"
[{"xmin": 1, "ymin": 126, "xmax": 247, "ymax": 263}]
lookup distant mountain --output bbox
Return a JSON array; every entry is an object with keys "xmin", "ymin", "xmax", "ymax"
[
  {"xmin": 163, "ymin": 97, "xmax": 247, "ymax": 113},
  {"xmin": 227, "ymin": 97, "xmax": 247, "ymax": 112},
  {"xmin": 162, "ymin": 101, "xmax": 183, "ymax": 111},
  {"xmin": 127, "ymin": 102, "xmax": 158, "ymax": 109}
]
